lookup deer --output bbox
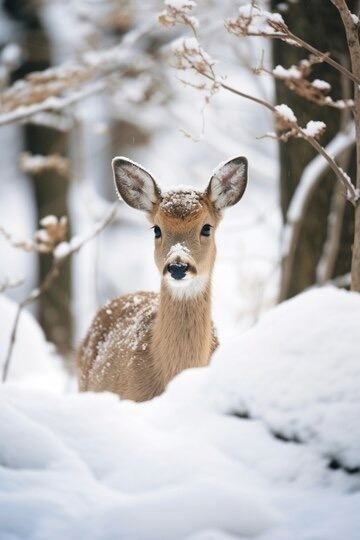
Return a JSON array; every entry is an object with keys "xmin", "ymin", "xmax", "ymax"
[{"xmin": 77, "ymin": 156, "xmax": 248, "ymax": 402}]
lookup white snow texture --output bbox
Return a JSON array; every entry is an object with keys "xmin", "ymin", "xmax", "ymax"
[{"xmin": 1, "ymin": 286, "xmax": 360, "ymax": 539}]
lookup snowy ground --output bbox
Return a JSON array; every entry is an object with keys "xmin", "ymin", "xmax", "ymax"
[{"xmin": 1, "ymin": 286, "xmax": 360, "ymax": 539}]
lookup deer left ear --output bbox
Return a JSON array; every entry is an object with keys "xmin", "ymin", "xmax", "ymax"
[
  {"xmin": 112, "ymin": 157, "xmax": 161, "ymax": 212},
  {"xmin": 206, "ymin": 156, "xmax": 248, "ymax": 211}
]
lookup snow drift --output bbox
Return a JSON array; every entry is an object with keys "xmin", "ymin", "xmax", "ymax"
[{"xmin": 1, "ymin": 286, "xmax": 360, "ymax": 539}]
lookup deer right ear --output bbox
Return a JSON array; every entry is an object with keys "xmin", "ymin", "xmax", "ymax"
[
  {"xmin": 112, "ymin": 157, "xmax": 161, "ymax": 212},
  {"xmin": 206, "ymin": 156, "xmax": 248, "ymax": 211}
]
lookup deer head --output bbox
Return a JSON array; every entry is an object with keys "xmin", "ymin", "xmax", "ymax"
[{"xmin": 112, "ymin": 156, "xmax": 248, "ymax": 299}]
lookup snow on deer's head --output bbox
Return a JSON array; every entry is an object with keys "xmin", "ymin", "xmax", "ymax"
[{"xmin": 112, "ymin": 156, "xmax": 248, "ymax": 299}]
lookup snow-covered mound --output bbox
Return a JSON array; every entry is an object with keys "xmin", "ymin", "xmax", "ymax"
[
  {"xmin": 1, "ymin": 287, "xmax": 360, "ymax": 539},
  {"xmin": 0, "ymin": 294, "xmax": 66, "ymax": 391}
]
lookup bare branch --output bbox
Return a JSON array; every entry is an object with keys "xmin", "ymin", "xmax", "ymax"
[
  {"xmin": 1, "ymin": 204, "xmax": 117, "ymax": 382},
  {"xmin": 225, "ymin": 4, "xmax": 360, "ymax": 86}
]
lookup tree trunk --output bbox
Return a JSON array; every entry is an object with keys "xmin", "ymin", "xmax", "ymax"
[
  {"xmin": 5, "ymin": 1, "xmax": 72, "ymax": 353},
  {"xmin": 272, "ymin": 0, "xmax": 355, "ymax": 300}
]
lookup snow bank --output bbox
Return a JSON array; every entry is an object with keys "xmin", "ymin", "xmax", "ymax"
[
  {"xmin": 0, "ymin": 295, "xmax": 67, "ymax": 391},
  {"xmin": 1, "ymin": 287, "xmax": 360, "ymax": 539}
]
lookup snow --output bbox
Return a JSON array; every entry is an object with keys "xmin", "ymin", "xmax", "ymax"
[
  {"xmin": 275, "ymin": 103, "xmax": 297, "ymax": 123},
  {"xmin": 272, "ymin": 64, "xmax": 301, "ymax": 79},
  {"xmin": 0, "ymin": 295, "xmax": 66, "ymax": 391},
  {"xmin": 165, "ymin": 0, "xmax": 196, "ymax": 9},
  {"xmin": 53, "ymin": 240, "xmax": 72, "ymax": 259},
  {"xmin": 235, "ymin": 4, "xmax": 286, "ymax": 36},
  {"xmin": 39, "ymin": 215, "xmax": 58, "ymax": 227},
  {"xmin": 1, "ymin": 43, "xmax": 22, "ymax": 69},
  {"xmin": 167, "ymin": 242, "xmax": 190, "ymax": 258},
  {"xmin": 312, "ymin": 79, "xmax": 331, "ymax": 91},
  {"xmin": 160, "ymin": 186, "xmax": 203, "ymax": 217},
  {"xmin": 302, "ymin": 120, "xmax": 326, "ymax": 138},
  {"xmin": 351, "ymin": 13, "xmax": 359, "ymax": 25},
  {"xmin": 1, "ymin": 287, "xmax": 360, "ymax": 539}
]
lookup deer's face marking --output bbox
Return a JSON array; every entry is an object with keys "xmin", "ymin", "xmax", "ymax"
[
  {"xmin": 112, "ymin": 156, "xmax": 248, "ymax": 299},
  {"xmin": 151, "ymin": 200, "xmax": 218, "ymax": 298}
]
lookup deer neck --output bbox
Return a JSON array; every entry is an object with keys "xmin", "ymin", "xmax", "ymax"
[{"xmin": 151, "ymin": 279, "xmax": 213, "ymax": 386}]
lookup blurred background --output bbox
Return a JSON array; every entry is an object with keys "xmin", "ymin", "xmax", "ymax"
[{"xmin": 0, "ymin": 0, "xmax": 355, "ymax": 366}]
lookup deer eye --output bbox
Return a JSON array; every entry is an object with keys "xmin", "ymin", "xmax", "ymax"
[
  {"xmin": 201, "ymin": 224, "xmax": 212, "ymax": 237},
  {"xmin": 153, "ymin": 225, "xmax": 161, "ymax": 239}
]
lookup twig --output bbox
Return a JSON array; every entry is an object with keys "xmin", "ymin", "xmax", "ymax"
[
  {"xmin": 225, "ymin": 7, "xmax": 360, "ymax": 86},
  {"xmin": 1, "ymin": 204, "xmax": 116, "ymax": 382}
]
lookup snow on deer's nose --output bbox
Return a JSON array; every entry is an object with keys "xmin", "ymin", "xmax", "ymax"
[{"xmin": 164, "ymin": 242, "xmax": 195, "ymax": 278}]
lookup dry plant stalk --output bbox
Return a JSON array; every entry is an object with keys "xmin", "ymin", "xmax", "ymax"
[
  {"xmin": 1, "ymin": 205, "xmax": 116, "ymax": 382},
  {"xmin": 1, "ymin": 215, "xmax": 68, "ymax": 254}
]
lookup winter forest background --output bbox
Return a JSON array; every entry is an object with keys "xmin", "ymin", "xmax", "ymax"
[{"xmin": 1, "ymin": 1, "xmax": 360, "ymax": 539}]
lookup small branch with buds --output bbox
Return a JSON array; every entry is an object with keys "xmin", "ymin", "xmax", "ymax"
[
  {"xmin": 259, "ymin": 55, "xmax": 354, "ymax": 110},
  {"xmin": 1, "ymin": 204, "xmax": 116, "ymax": 382},
  {"xmin": 225, "ymin": 3, "xmax": 360, "ymax": 87}
]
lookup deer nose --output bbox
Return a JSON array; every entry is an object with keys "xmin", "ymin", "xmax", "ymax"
[{"xmin": 167, "ymin": 263, "xmax": 189, "ymax": 280}]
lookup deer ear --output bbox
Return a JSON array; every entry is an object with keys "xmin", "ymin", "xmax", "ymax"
[
  {"xmin": 112, "ymin": 157, "xmax": 161, "ymax": 212},
  {"xmin": 206, "ymin": 156, "xmax": 248, "ymax": 211}
]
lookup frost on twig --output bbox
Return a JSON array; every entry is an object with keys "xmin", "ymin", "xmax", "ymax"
[{"xmin": 19, "ymin": 152, "xmax": 70, "ymax": 178}]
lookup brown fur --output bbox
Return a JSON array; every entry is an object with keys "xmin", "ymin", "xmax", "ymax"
[{"xmin": 77, "ymin": 285, "xmax": 218, "ymax": 402}]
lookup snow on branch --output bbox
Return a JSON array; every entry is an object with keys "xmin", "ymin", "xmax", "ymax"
[
  {"xmin": 158, "ymin": 0, "xmax": 199, "ymax": 33},
  {"xmin": 0, "ymin": 215, "xmax": 68, "ymax": 254},
  {"xmin": 1, "ymin": 204, "xmax": 117, "ymax": 383},
  {"xmin": 263, "ymin": 56, "xmax": 354, "ymax": 109},
  {"xmin": 225, "ymin": 3, "xmax": 360, "ymax": 87}
]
